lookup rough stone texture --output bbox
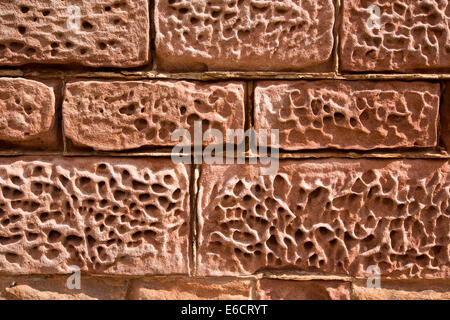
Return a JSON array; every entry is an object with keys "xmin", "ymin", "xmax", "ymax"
[
  {"xmin": 441, "ymin": 84, "xmax": 450, "ymax": 153},
  {"xmin": 198, "ymin": 160, "xmax": 450, "ymax": 278},
  {"xmin": 0, "ymin": 157, "xmax": 190, "ymax": 275},
  {"xmin": 0, "ymin": 0, "xmax": 449, "ymax": 302},
  {"xmin": 0, "ymin": 0, "xmax": 149, "ymax": 68},
  {"xmin": 353, "ymin": 280, "xmax": 450, "ymax": 300},
  {"xmin": 254, "ymin": 81, "xmax": 440, "ymax": 150},
  {"xmin": 63, "ymin": 81, "xmax": 245, "ymax": 151},
  {"xmin": 0, "ymin": 78, "xmax": 57, "ymax": 149},
  {"xmin": 257, "ymin": 279, "xmax": 351, "ymax": 300},
  {"xmin": 155, "ymin": 0, "xmax": 335, "ymax": 71},
  {"xmin": 0, "ymin": 276, "xmax": 127, "ymax": 300},
  {"xmin": 128, "ymin": 278, "xmax": 252, "ymax": 300},
  {"xmin": 340, "ymin": 0, "xmax": 450, "ymax": 72}
]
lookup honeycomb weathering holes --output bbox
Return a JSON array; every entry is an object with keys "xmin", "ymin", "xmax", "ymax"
[
  {"xmin": 254, "ymin": 81, "xmax": 440, "ymax": 150},
  {"xmin": 0, "ymin": 0, "xmax": 149, "ymax": 68},
  {"xmin": 155, "ymin": 0, "xmax": 335, "ymax": 71},
  {"xmin": 198, "ymin": 160, "xmax": 450, "ymax": 278},
  {"xmin": 0, "ymin": 158, "xmax": 190, "ymax": 275},
  {"xmin": 63, "ymin": 81, "xmax": 245, "ymax": 151}
]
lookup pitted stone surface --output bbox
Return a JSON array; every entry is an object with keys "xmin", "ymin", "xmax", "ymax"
[
  {"xmin": 0, "ymin": 0, "xmax": 149, "ymax": 68},
  {"xmin": 63, "ymin": 81, "xmax": 245, "ymax": 151},
  {"xmin": 198, "ymin": 160, "xmax": 450, "ymax": 278},
  {"xmin": 254, "ymin": 81, "xmax": 440, "ymax": 150},
  {"xmin": 0, "ymin": 157, "xmax": 190, "ymax": 275},
  {"xmin": 128, "ymin": 278, "xmax": 252, "ymax": 300},
  {"xmin": 340, "ymin": 0, "xmax": 450, "ymax": 72},
  {"xmin": 0, "ymin": 78, "xmax": 55, "ymax": 146},
  {"xmin": 155, "ymin": 0, "xmax": 335, "ymax": 71},
  {"xmin": 257, "ymin": 279, "xmax": 351, "ymax": 300}
]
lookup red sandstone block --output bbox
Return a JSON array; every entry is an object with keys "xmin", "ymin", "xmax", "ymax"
[
  {"xmin": 198, "ymin": 160, "xmax": 450, "ymax": 278},
  {"xmin": 254, "ymin": 81, "xmax": 440, "ymax": 150},
  {"xmin": 257, "ymin": 279, "xmax": 351, "ymax": 300},
  {"xmin": 340, "ymin": 0, "xmax": 450, "ymax": 72},
  {"xmin": 0, "ymin": 157, "xmax": 190, "ymax": 275},
  {"xmin": 127, "ymin": 278, "xmax": 252, "ymax": 300},
  {"xmin": 155, "ymin": 0, "xmax": 335, "ymax": 71},
  {"xmin": 0, "ymin": 78, "xmax": 58, "ymax": 149},
  {"xmin": 0, "ymin": 0, "xmax": 149, "ymax": 68},
  {"xmin": 63, "ymin": 80, "xmax": 245, "ymax": 151},
  {"xmin": 0, "ymin": 276, "xmax": 128, "ymax": 300},
  {"xmin": 352, "ymin": 279, "xmax": 450, "ymax": 300}
]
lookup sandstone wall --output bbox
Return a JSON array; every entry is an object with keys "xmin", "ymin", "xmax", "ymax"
[{"xmin": 0, "ymin": 0, "xmax": 448, "ymax": 300}]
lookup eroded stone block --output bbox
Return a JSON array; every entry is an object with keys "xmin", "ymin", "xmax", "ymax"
[
  {"xmin": 0, "ymin": 157, "xmax": 190, "ymax": 275},
  {"xmin": 0, "ymin": 0, "xmax": 149, "ymax": 67},
  {"xmin": 0, "ymin": 276, "xmax": 128, "ymax": 300},
  {"xmin": 257, "ymin": 279, "xmax": 351, "ymax": 300},
  {"xmin": 128, "ymin": 277, "xmax": 252, "ymax": 300},
  {"xmin": 254, "ymin": 81, "xmax": 440, "ymax": 150},
  {"xmin": 0, "ymin": 78, "xmax": 57, "ymax": 149},
  {"xmin": 198, "ymin": 160, "xmax": 450, "ymax": 278},
  {"xmin": 63, "ymin": 80, "xmax": 245, "ymax": 151},
  {"xmin": 340, "ymin": 0, "xmax": 450, "ymax": 72},
  {"xmin": 155, "ymin": 0, "xmax": 335, "ymax": 71},
  {"xmin": 352, "ymin": 279, "xmax": 450, "ymax": 300}
]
